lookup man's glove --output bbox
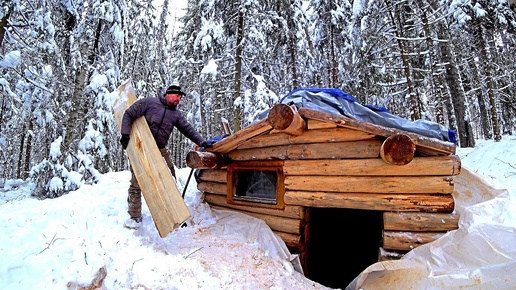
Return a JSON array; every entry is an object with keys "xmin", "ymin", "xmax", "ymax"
[
  {"xmin": 200, "ymin": 141, "xmax": 213, "ymax": 149},
  {"xmin": 120, "ymin": 134, "xmax": 130, "ymax": 150}
]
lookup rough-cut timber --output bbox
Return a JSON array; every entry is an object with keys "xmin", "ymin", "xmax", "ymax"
[{"xmin": 113, "ymin": 81, "xmax": 190, "ymax": 237}]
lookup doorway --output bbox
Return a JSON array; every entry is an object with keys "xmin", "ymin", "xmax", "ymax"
[{"xmin": 306, "ymin": 208, "xmax": 383, "ymax": 289}]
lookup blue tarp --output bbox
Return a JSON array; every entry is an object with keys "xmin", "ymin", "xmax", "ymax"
[{"xmin": 260, "ymin": 88, "xmax": 456, "ymax": 143}]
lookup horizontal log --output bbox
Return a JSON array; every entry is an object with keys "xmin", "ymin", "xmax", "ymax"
[
  {"xmin": 307, "ymin": 119, "xmax": 337, "ymax": 129},
  {"xmin": 210, "ymin": 118, "xmax": 273, "ymax": 153},
  {"xmin": 283, "ymin": 155, "xmax": 461, "ymax": 176},
  {"xmin": 284, "ymin": 191, "xmax": 455, "ymax": 212},
  {"xmin": 383, "ymin": 212, "xmax": 459, "ymax": 231},
  {"xmin": 298, "ymin": 107, "xmax": 456, "ymax": 155},
  {"xmin": 237, "ymin": 127, "xmax": 376, "ymax": 150},
  {"xmin": 210, "ymin": 205, "xmax": 302, "ymax": 234},
  {"xmin": 383, "ymin": 231, "xmax": 445, "ymax": 251},
  {"xmin": 229, "ymin": 140, "xmax": 382, "ymax": 161},
  {"xmin": 267, "ymin": 104, "xmax": 306, "ymax": 136},
  {"xmin": 380, "ymin": 134, "xmax": 416, "ymax": 166},
  {"xmin": 197, "ymin": 181, "xmax": 227, "ymax": 195},
  {"xmin": 204, "ymin": 193, "xmax": 304, "ymax": 219},
  {"xmin": 275, "ymin": 231, "xmax": 303, "ymax": 250},
  {"xmin": 197, "ymin": 169, "xmax": 227, "ymax": 183},
  {"xmin": 285, "ymin": 175, "xmax": 454, "ymax": 194},
  {"xmin": 186, "ymin": 151, "xmax": 229, "ymax": 169}
]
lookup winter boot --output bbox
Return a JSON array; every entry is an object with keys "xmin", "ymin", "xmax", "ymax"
[{"xmin": 124, "ymin": 216, "xmax": 142, "ymax": 229}]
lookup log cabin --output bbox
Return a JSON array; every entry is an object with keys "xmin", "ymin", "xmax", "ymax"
[{"xmin": 186, "ymin": 89, "xmax": 461, "ymax": 287}]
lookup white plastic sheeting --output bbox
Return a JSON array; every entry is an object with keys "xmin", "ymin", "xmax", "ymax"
[
  {"xmin": 347, "ymin": 168, "xmax": 516, "ymax": 289},
  {"xmin": 207, "ymin": 209, "xmax": 304, "ymax": 274}
]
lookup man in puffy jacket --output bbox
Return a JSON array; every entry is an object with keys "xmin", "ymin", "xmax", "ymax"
[{"xmin": 120, "ymin": 85, "xmax": 208, "ymax": 229}]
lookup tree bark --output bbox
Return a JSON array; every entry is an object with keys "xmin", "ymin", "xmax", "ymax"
[
  {"xmin": 233, "ymin": 9, "xmax": 244, "ymax": 132},
  {"xmin": 0, "ymin": 10, "xmax": 9, "ymax": 48},
  {"xmin": 475, "ymin": 20, "xmax": 501, "ymax": 142}
]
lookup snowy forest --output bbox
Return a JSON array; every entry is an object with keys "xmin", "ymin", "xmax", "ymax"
[{"xmin": 1, "ymin": 0, "xmax": 515, "ymax": 198}]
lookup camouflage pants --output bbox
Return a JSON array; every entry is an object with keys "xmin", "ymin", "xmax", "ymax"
[{"xmin": 127, "ymin": 148, "xmax": 176, "ymax": 219}]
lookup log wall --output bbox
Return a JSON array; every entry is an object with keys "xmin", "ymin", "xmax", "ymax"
[{"xmin": 195, "ymin": 108, "xmax": 461, "ymax": 266}]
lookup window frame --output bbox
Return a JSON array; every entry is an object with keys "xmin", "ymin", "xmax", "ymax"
[{"xmin": 227, "ymin": 163, "xmax": 285, "ymax": 209}]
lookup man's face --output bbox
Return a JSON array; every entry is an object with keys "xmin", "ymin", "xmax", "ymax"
[{"xmin": 165, "ymin": 93, "xmax": 182, "ymax": 106}]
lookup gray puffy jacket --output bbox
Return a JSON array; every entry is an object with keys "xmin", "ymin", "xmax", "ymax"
[{"xmin": 121, "ymin": 96, "xmax": 205, "ymax": 149}]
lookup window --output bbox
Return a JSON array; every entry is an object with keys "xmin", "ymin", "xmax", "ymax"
[{"xmin": 227, "ymin": 163, "xmax": 284, "ymax": 209}]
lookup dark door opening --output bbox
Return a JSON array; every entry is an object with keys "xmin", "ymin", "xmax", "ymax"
[{"xmin": 306, "ymin": 208, "xmax": 383, "ymax": 289}]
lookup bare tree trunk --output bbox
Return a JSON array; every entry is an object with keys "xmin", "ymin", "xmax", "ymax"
[
  {"xmin": 0, "ymin": 10, "xmax": 9, "ymax": 48},
  {"xmin": 384, "ymin": 0, "xmax": 420, "ymax": 120},
  {"xmin": 233, "ymin": 9, "xmax": 244, "ymax": 132},
  {"xmin": 17, "ymin": 124, "xmax": 26, "ymax": 179},
  {"xmin": 471, "ymin": 60, "xmax": 491, "ymax": 139},
  {"xmin": 284, "ymin": 2, "xmax": 299, "ymax": 90},
  {"xmin": 475, "ymin": 19, "xmax": 501, "ymax": 142},
  {"xmin": 23, "ymin": 120, "xmax": 33, "ymax": 179},
  {"xmin": 435, "ymin": 20, "xmax": 473, "ymax": 147},
  {"xmin": 329, "ymin": 25, "xmax": 338, "ymax": 88}
]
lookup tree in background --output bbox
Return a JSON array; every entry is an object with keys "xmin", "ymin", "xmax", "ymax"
[{"xmin": 0, "ymin": 0, "xmax": 515, "ymax": 198}]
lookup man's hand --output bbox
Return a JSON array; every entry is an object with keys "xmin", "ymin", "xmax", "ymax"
[{"xmin": 120, "ymin": 134, "xmax": 130, "ymax": 150}]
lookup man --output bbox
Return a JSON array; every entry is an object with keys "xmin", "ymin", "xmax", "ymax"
[{"xmin": 120, "ymin": 85, "xmax": 208, "ymax": 229}]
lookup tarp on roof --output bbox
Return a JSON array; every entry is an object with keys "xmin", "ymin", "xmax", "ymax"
[{"xmin": 262, "ymin": 88, "xmax": 456, "ymax": 143}]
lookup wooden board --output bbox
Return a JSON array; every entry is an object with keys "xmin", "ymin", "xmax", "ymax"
[{"xmin": 112, "ymin": 80, "xmax": 190, "ymax": 237}]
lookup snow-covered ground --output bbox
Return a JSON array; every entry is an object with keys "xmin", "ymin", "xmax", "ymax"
[{"xmin": 1, "ymin": 135, "xmax": 515, "ymax": 289}]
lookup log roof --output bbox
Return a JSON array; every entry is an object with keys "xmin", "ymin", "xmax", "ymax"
[{"xmin": 205, "ymin": 106, "xmax": 456, "ymax": 157}]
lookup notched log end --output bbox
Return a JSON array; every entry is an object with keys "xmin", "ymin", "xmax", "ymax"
[{"xmin": 380, "ymin": 134, "xmax": 416, "ymax": 166}]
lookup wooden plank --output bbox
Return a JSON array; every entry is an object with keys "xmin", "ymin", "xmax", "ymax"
[
  {"xmin": 284, "ymin": 191, "xmax": 455, "ymax": 212},
  {"xmin": 209, "ymin": 118, "xmax": 273, "ymax": 153},
  {"xmin": 204, "ymin": 193, "xmax": 304, "ymax": 219},
  {"xmin": 112, "ymin": 81, "xmax": 190, "ymax": 237},
  {"xmin": 283, "ymin": 156, "xmax": 461, "ymax": 176},
  {"xmin": 229, "ymin": 140, "xmax": 382, "ymax": 161},
  {"xmin": 383, "ymin": 212, "xmax": 459, "ymax": 231},
  {"xmin": 383, "ymin": 231, "xmax": 445, "ymax": 251},
  {"xmin": 285, "ymin": 175, "xmax": 455, "ymax": 194},
  {"xmin": 197, "ymin": 181, "xmax": 227, "ymax": 195},
  {"xmin": 298, "ymin": 107, "xmax": 456, "ymax": 155},
  {"xmin": 210, "ymin": 205, "xmax": 301, "ymax": 234},
  {"xmin": 237, "ymin": 127, "xmax": 376, "ymax": 150}
]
